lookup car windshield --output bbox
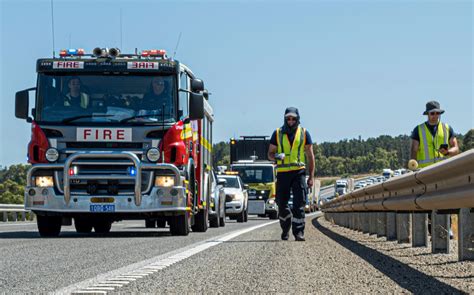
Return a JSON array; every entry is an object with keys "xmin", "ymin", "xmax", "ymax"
[
  {"xmin": 218, "ymin": 177, "xmax": 240, "ymax": 189},
  {"xmin": 36, "ymin": 73, "xmax": 177, "ymax": 124},
  {"xmin": 232, "ymin": 166, "xmax": 274, "ymax": 183}
]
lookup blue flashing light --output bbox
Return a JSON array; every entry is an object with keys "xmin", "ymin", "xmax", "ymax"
[{"xmin": 128, "ymin": 167, "xmax": 137, "ymax": 176}]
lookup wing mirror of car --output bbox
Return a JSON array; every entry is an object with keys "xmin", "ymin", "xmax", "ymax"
[
  {"xmin": 243, "ymin": 184, "xmax": 249, "ymax": 189},
  {"xmin": 217, "ymin": 179, "xmax": 227, "ymax": 186}
]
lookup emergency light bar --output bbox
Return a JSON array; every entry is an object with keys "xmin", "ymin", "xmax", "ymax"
[
  {"xmin": 59, "ymin": 48, "xmax": 85, "ymax": 57},
  {"xmin": 141, "ymin": 49, "xmax": 167, "ymax": 58}
]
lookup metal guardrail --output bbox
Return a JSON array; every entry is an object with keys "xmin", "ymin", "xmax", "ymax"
[
  {"xmin": 321, "ymin": 149, "xmax": 474, "ymax": 261},
  {"xmin": 321, "ymin": 150, "xmax": 474, "ymax": 212},
  {"xmin": 0, "ymin": 204, "xmax": 33, "ymax": 222}
]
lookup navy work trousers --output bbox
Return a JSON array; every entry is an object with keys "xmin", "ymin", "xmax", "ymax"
[{"xmin": 276, "ymin": 169, "xmax": 307, "ymax": 236}]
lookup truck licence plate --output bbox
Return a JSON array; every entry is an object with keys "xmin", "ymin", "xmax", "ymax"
[
  {"xmin": 248, "ymin": 200, "xmax": 265, "ymax": 215},
  {"xmin": 90, "ymin": 204, "xmax": 115, "ymax": 212}
]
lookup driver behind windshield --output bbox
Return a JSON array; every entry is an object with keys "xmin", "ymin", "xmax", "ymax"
[
  {"xmin": 141, "ymin": 76, "xmax": 171, "ymax": 112},
  {"xmin": 64, "ymin": 77, "xmax": 89, "ymax": 109}
]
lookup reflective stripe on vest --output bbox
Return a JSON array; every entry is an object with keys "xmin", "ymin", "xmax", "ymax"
[
  {"xmin": 416, "ymin": 122, "xmax": 450, "ymax": 168},
  {"xmin": 276, "ymin": 127, "xmax": 306, "ymax": 172},
  {"xmin": 65, "ymin": 93, "xmax": 89, "ymax": 109}
]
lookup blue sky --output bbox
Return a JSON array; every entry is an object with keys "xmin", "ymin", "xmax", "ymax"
[{"xmin": 1, "ymin": 0, "xmax": 472, "ymax": 166}]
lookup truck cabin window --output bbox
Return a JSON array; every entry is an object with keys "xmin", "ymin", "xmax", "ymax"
[{"xmin": 36, "ymin": 74, "xmax": 177, "ymax": 124}]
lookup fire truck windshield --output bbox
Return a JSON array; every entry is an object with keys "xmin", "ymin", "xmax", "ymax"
[
  {"xmin": 36, "ymin": 74, "xmax": 177, "ymax": 124},
  {"xmin": 232, "ymin": 166, "xmax": 275, "ymax": 184}
]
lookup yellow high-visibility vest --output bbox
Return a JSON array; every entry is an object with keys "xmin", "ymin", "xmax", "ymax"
[
  {"xmin": 65, "ymin": 93, "xmax": 89, "ymax": 109},
  {"xmin": 417, "ymin": 122, "xmax": 450, "ymax": 168},
  {"xmin": 276, "ymin": 126, "xmax": 306, "ymax": 173}
]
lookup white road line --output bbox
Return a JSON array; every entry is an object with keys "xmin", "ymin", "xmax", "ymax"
[
  {"xmin": 0, "ymin": 222, "xmax": 36, "ymax": 227},
  {"xmin": 57, "ymin": 212, "xmax": 321, "ymax": 295}
]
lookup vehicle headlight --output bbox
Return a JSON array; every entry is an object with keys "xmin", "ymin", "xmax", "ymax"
[
  {"xmin": 155, "ymin": 175, "xmax": 175, "ymax": 187},
  {"xmin": 234, "ymin": 194, "xmax": 244, "ymax": 201},
  {"xmin": 35, "ymin": 176, "xmax": 54, "ymax": 187},
  {"xmin": 45, "ymin": 148, "xmax": 59, "ymax": 162},
  {"xmin": 268, "ymin": 199, "xmax": 275, "ymax": 205},
  {"xmin": 146, "ymin": 148, "xmax": 160, "ymax": 162}
]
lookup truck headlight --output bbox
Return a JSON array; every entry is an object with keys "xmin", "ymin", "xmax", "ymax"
[
  {"xmin": 35, "ymin": 176, "xmax": 54, "ymax": 187},
  {"xmin": 146, "ymin": 148, "xmax": 160, "ymax": 162},
  {"xmin": 268, "ymin": 199, "xmax": 275, "ymax": 205},
  {"xmin": 155, "ymin": 175, "xmax": 175, "ymax": 187},
  {"xmin": 234, "ymin": 194, "xmax": 244, "ymax": 201},
  {"xmin": 45, "ymin": 148, "xmax": 59, "ymax": 162}
]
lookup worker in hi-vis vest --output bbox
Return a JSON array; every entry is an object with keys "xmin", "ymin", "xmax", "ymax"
[
  {"xmin": 268, "ymin": 107, "xmax": 315, "ymax": 241},
  {"xmin": 410, "ymin": 101, "xmax": 459, "ymax": 169},
  {"xmin": 64, "ymin": 77, "xmax": 89, "ymax": 109}
]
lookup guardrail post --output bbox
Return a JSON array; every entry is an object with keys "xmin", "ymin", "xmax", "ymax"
[
  {"xmin": 21, "ymin": 212, "xmax": 26, "ymax": 222},
  {"xmin": 386, "ymin": 212, "xmax": 397, "ymax": 240},
  {"xmin": 431, "ymin": 210, "xmax": 450, "ymax": 254},
  {"xmin": 362, "ymin": 213, "xmax": 370, "ymax": 234},
  {"xmin": 412, "ymin": 213, "xmax": 428, "ymax": 247},
  {"xmin": 351, "ymin": 213, "xmax": 357, "ymax": 230},
  {"xmin": 369, "ymin": 213, "xmax": 377, "ymax": 235},
  {"xmin": 2, "ymin": 212, "xmax": 7, "ymax": 222},
  {"xmin": 377, "ymin": 212, "xmax": 386, "ymax": 237},
  {"xmin": 12, "ymin": 212, "xmax": 17, "ymax": 222},
  {"xmin": 458, "ymin": 208, "xmax": 474, "ymax": 261},
  {"xmin": 396, "ymin": 213, "xmax": 411, "ymax": 243},
  {"xmin": 356, "ymin": 213, "xmax": 362, "ymax": 231}
]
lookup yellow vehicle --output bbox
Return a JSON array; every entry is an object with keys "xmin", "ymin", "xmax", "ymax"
[{"xmin": 231, "ymin": 161, "xmax": 278, "ymax": 219}]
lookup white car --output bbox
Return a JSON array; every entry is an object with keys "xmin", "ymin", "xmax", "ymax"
[{"xmin": 218, "ymin": 175, "xmax": 249, "ymax": 223}]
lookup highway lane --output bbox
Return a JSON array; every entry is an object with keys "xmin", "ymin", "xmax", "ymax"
[{"xmin": 0, "ymin": 217, "xmax": 271, "ymax": 293}]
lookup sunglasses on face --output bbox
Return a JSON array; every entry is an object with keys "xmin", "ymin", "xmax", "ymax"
[
  {"xmin": 429, "ymin": 112, "xmax": 440, "ymax": 116},
  {"xmin": 286, "ymin": 117, "xmax": 297, "ymax": 122}
]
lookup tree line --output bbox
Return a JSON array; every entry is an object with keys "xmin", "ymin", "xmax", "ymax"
[{"xmin": 213, "ymin": 129, "xmax": 473, "ymax": 177}]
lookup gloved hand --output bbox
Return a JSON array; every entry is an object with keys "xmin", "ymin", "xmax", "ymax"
[{"xmin": 274, "ymin": 153, "xmax": 285, "ymax": 160}]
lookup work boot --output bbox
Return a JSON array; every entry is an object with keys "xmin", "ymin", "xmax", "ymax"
[
  {"xmin": 281, "ymin": 231, "xmax": 289, "ymax": 241},
  {"xmin": 295, "ymin": 232, "xmax": 305, "ymax": 241}
]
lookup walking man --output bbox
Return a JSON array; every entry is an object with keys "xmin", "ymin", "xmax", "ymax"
[{"xmin": 268, "ymin": 107, "xmax": 315, "ymax": 241}]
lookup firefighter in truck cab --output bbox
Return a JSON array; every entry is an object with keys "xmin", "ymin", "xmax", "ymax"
[{"xmin": 15, "ymin": 47, "xmax": 214, "ymax": 237}]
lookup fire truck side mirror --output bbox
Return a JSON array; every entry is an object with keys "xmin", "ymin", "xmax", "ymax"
[
  {"xmin": 189, "ymin": 93, "xmax": 204, "ymax": 120},
  {"xmin": 15, "ymin": 90, "xmax": 30, "ymax": 120},
  {"xmin": 191, "ymin": 79, "xmax": 204, "ymax": 93}
]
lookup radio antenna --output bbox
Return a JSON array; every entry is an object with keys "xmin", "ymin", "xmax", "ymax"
[
  {"xmin": 172, "ymin": 32, "xmax": 182, "ymax": 59},
  {"xmin": 120, "ymin": 8, "xmax": 123, "ymax": 49},
  {"xmin": 50, "ymin": 0, "xmax": 56, "ymax": 57}
]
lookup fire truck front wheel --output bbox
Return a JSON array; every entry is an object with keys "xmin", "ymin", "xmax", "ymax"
[
  {"xmin": 37, "ymin": 215, "xmax": 62, "ymax": 237},
  {"xmin": 170, "ymin": 212, "xmax": 190, "ymax": 236}
]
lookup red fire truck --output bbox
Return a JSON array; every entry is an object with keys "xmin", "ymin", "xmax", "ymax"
[{"xmin": 15, "ymin": 47, "xmax": 214, "ymax": 237}]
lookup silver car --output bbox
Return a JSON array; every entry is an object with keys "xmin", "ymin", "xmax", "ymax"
[
  {"xmin": 209, "ymin": 170, "xmax": 226, "ymax": 228},
  {"xmin": 218, "ymin": 174, "xmax": 249, "ymax": 223}
]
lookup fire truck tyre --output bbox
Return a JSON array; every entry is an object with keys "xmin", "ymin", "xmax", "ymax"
[
  {"xmin": 145, "ymin": 219, "xmax": 156, "ymax": 228},
  {"xmin": 209, "ymin": 208, "xmax": 220, "ymax": 228},
  {"xmin": 192, "ymin": 206, "xmax": 209, "ymax": 232},
  {"xmin": 74, "ymin": 218, "xmax": 93, "ymax": 233},
  {"xmin": 94, "ymin": 221, "xmax": 112, "ymax": 234},
  {"xmin": 269, "ymin": 211, "xmax": 278, "ymax": 220},
  {"xmin": 170, "ymin": 213, "xmax": 189, "ymax": 236},
  {"xmin": 37, "ymin": 215, "xmax": 62, "ymax": 237},
  {"xmin": 156, "ymin": 220, "xmax": 166, "ymax": 228}
]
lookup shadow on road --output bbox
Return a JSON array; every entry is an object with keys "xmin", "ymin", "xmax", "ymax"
[{"xmin": 312, "ymin": 217, "xmax": 464, "ymax": 294}]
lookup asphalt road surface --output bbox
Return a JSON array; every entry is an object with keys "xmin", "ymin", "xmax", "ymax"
[{"xmin": 1, "ymin": 212, "xmax": 471, "ymax": 294}]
